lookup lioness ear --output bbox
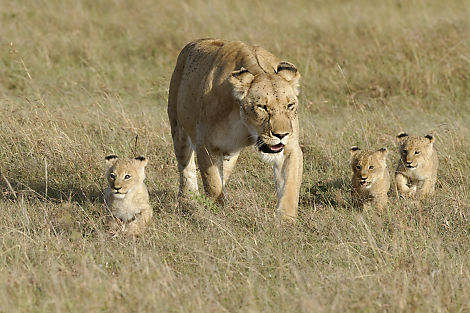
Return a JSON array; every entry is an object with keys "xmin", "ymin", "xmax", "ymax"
[
  {"xmin": 397, "ymin": 132, "xmax": 409, "ymax": 143},
  {"xmin": 276, "ymin": 61, "xmax": 300, "ymax": 94},
  {"xmin": 425, "ymin": 134, "xmax": 435, "ymax": 143},
  {"xmin": 105, "ymin": 155, "xmax": 118, "ymax": 167},
  {"xmin": 135, "ymin": 156, "xmax": 148, "ymax": 167},
  {"xmin": 350, "ymin": 146, "xmax": 361, "ymax": 156},
  {"xmin": 229, "ymin": 67, "xmax": 254, "ymax": 101}
]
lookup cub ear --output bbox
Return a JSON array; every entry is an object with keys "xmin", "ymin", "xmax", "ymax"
[
  {"xmin": 229, "ymin": 67, "xmax": 254, "ymax": 101},
  {"xmin": 397, "ymin": 132, "xmax": 409, "ymax": 143},
  {"xmin": 424, "ymin": 134, "xmax": 435, "ymax": 143},
  {"xmin": 276, "ymin": 61, "xmax": 300, "ymax": 94},
  {"xmin": 105, "ymin": 155, "xmax": 118, "ymax": 167},
  {"xmin": 350, "ymin": 146, "xmax": 361, "ymax": 156},
  {"xmin": 134, "ymin": 156, "xmax": 148, "ymax": 167},
  {"xmin": 377, "ymin": 147, "xmax": 388, "ymax": 159}
]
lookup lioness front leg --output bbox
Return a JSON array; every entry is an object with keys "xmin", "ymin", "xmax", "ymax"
[
  {"xmin": 274, "ymin": 144, "xmax": 303, "ymax": 219},
  {"xmin": 222, "ymin": 152, "xmax": 240, "ymax": 187},
  {"xmin": 197, "ymin": 146, "xmax": 224, "ymax": 201}
]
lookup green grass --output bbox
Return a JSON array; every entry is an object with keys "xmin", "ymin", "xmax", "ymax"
[{"xmin": 1, "ymin": 0, "xmax": 470, "ymax": 311}]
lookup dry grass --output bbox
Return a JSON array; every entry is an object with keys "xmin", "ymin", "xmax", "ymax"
[{"xmin": 1, "ymin": 0, "xmax": 470, "ymax": 312}]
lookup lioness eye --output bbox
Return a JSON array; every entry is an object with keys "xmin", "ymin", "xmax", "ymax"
[
  {"xmin": 415, "ymin": 151, "xmax": 420, "ymax": 155},
  {"xmin": 287, "ymin": 103, "xmax": 295, "ymax": 110},
  {"xmin": 369, "ymin": 165, "xmax": 374, "ymax": 170},
  {"xmin": 109, "ymin": 173, "xmax": 116, "ymax": 180},
  {"xmin": 257, "ymin": 105, "xmax": 268, "ymax": 111},
  {"xmin": 356, "ymin": 165, "xmax": 361, "ymax": 169},
  {"xmin": 124, "ymin": 174, "xmax": 131, "ymax": 180}
]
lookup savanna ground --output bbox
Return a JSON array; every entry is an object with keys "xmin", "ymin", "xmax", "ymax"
[{"xmin": 1, "ymin": 0, "xmax": 470, "ymax": 312}]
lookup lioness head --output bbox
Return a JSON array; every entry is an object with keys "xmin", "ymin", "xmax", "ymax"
[
  {"xmin": 350, "ymin": 146, "xmax": 388, "ymax": 189},
  {"xmin": 105, "ymin": 155, "xmax": 148, "ymax": 198},
  {"xmin": 229, "ymin": 62, "xmax": 300, "ymax": 159},
  {"xmin": 397, "ymin": 132, "xmax": 434, "ymax": 170}
]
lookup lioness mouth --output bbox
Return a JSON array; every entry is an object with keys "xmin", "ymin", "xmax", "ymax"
[
  {"xmin": 257, "ymin": 138, "xmax": 284, "ymax": 154},
  {"xmin": 360, "ymin": 181, "xmax": 371, "ymax": 186}
]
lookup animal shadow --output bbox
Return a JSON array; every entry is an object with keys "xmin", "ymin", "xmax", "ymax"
[{"xmin": 301, "ymin": 178, "xmax": 350, "ymax": 209}]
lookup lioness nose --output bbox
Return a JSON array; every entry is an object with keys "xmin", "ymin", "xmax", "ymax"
[
  {"xmin": 361, "ymin": 176, "xmax": 367, "ymax": 180},
  {"xmin": 406, "ymin": 160, "xmax": 412, "ymax": 164},
  {"xmin": 114, "ymin": 186, "xmax": 122, "ymax": 191},
  {"xmin": 272, "ymin": 132, "xmax": 289, "ymax": 139}
]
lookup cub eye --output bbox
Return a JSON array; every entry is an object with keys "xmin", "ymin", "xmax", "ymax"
[
  {"xmin": 257, "ymin": 105, "xmax": 268, "ymax": 111},
  {"xmin": 415, "ymin": 151, "xmax": 421, "ymax": 155},
  {"xmin": 109, "ymin": 173, "xmax": 116, "ymax": 180},
  {"xmin": 356, "ymin": 165, "xmax": 361, "ymax": 170},
  {"xmin": 369, "ymin": 165, "xmax": 374, "ymax": 170},
  {"xmin": 287, "ymin": 103, "xmax": 295, "ymax": 110},
  {"xmin": 124, "ymin": 174, "xmax": 131, "ymax": 180}
]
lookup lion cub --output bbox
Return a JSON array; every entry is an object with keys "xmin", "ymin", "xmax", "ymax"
[
  {"xmin": 395, "ymin": 132, "xmax": 438, "ymax": 198},
  {"xmin": 104, "ymin": 155, "xmax": 152, "ymax": 236},
  {"xmin": 350, "ymin": 146, "xmax": 390, "ymax": 209}
]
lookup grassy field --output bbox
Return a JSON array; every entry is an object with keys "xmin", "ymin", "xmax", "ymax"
[{"xmin": 1, "ymin": 0, "xmax": 470, "ymax": 311}]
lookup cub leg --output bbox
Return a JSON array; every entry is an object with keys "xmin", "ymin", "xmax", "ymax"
[
  {"xmin": 396, "ymin": 173, "xmax": 415, "ymax": 197},
  {"xmin": 197, "ymin": 145, "xmax": 224, "ymax": 201},
  {"xmin": 418, "ymin": 178, "xmax": 435, "ymax": 198},
  {"xmin": 126, "ymin": 207, "xmax": 153, "ymax": 236},
  {"xmin": 374, "ymin": 194, "xmax": 388, "ymax": 210}
]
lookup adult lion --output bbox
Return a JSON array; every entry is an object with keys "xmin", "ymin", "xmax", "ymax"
[{"xmin": 167, "ymin": 39, "xmax": 303, "ymax": 219}]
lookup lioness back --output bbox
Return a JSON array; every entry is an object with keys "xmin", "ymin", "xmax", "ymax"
[
  {"xmin": 168, "ymin": 39, "xmax": 303, "ymax": 219},
  {"xmin": 169, "ymin": 39, "xmax": 281, "ymax": 139},
  {"xmin": 395, "ymin": 132, "xmax": 438, "ymax": 198},
  {"xmin": 350, "ymin": 146, "xmax": 390, "ymax": 209},
  {"xmin": 104, "ymin": 155, "xmax": 153, "ymax": 236}
]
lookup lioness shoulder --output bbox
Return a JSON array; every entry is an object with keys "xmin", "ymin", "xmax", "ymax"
[
  {"xmin": 104, "ymin": 155, "xmax": 152, "ymax": 236},
  {"xmin": 350, "ymin": 146, "xmax": 390, "ymax": 209},
  {"xmin": 395, "ymin": 132, "xmax": 438, "ymax": 198}
]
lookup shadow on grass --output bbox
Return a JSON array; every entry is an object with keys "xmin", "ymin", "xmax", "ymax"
[
  {"xmin": 2, "ymin": 177, "xmax": 116, "ymax": 206},
  {"xmin": 301, "ymin": 178, "xmax": 351, "ymax": 209}
]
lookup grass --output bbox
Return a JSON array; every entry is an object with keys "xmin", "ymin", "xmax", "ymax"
[{"xmin": 1, "ymin": 0, "xmax": 470, "ymax": 311}]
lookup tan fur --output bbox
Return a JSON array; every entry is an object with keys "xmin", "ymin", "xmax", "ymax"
[
  {"xmin": 104, "ymin": 155, "xmax": 152, "ymax": 236},
  {"xmin": 395, "ymin": 133, "xmax": 438, "ymax": 199},
  {"xmin": 168, "ymin": 39, "xmax": 303, "ymax": 219},
  {"xmin": 350, "ymin": 147, "xmax": 390, "ymax": 209}
]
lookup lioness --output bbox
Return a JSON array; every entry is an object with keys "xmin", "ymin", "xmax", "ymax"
[
  {"xmin": 167, "ymin": 39, "xmax": 303, "ymax": 219},
  {"xmin": 350, "ymin": 146, "xmax": 390, "ymax": 209},
  {"xmin": 104, "ymin": 155, "xmax": 153, "ymax": 235},
  {"xmin": 395, "ymin": 132, "xmax": 438, "ymax": 198}
]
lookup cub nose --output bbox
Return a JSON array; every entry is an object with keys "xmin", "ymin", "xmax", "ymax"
[
  {"xmin": 114, "ymin": 186, "xmax": 122, "ymax": 191},
  {"xmin": 272, "ymin": 132, "xmax": 289, "ymax": 139},
  {"xmin": 361, "ymin": 176, "xmax": 367, "ymax": 180},
  {"xmin": 406, "ymin": 160, "xmax": 412, "ymax": 165}
]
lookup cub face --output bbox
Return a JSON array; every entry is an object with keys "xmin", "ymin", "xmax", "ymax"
[
  {"xmin": 397, "ymin": 132, "xmax": 434, "ymax": 170},
  {"xmin": 350, "ymin": 146, "xmax": 388, "ymax": 189},
  {"xmin": 105, "ymin": 155, "xmax": 148, "ymax": 198},
  {"xmin": 229, "ymin": 62, "xmax": 300, "ymax": 158}
]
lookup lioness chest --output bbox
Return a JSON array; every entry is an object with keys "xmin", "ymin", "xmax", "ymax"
[{"xmin": 199, "ymin": 109, "xmax": 255, "ymax": 155}]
